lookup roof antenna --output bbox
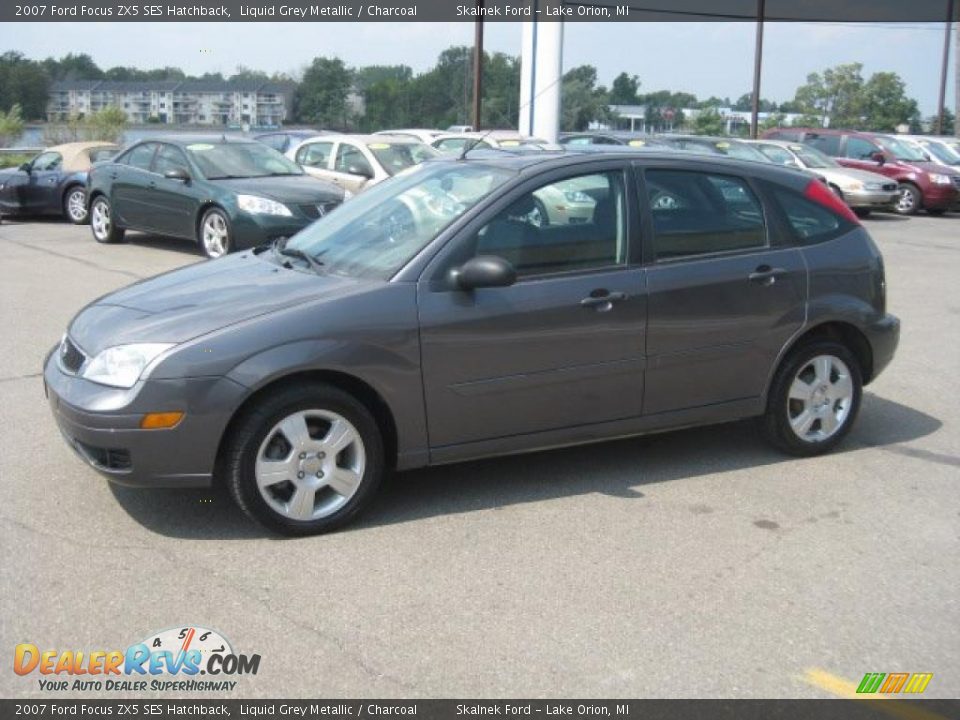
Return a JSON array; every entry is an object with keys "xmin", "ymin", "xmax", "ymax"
[{"xmin": 458, "ymin": 127, "xmax": 497, "ymax": 161}]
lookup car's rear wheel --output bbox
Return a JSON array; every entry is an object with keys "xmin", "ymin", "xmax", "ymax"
[
  {"xmin": 90, "ymin": 196, "xmax": 125, "ymax": 243},
  {"xmin": 853, "ymin": 208, "xmax": 871, "ymax": 218},
  {"xmin": 64, "ymin": 186, "xmax": 88, "ymax": 224},
  {"xmin": 223, "ymin": 383, "xmax": 385, "ymax": 535},
  {"xmin": 200, "ymin": 207, "xmax": 232, "ymax": 259},
  {"xmin": 894, "ymin": 183, "xmax": 921, "ymax": 215},
  {"xmin": 926, "ymin": 208, "xmax": 947, "ymax": 216},
  {"xmin": 761, "ymin": 341, "xmax": 862, "ymax": 456}
]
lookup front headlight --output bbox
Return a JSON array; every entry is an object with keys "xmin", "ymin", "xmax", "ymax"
[
  {"xmin": 81, "ymin": 343, "xmax": 175, "ymax": 388},
  {"xmin": 929, "ymin": 173, "xmax": 953, "ymax": 185},
  {"xmin": 237, "ymin": 194, "xmax": 293, "ymax": 216},
  {"xmin": 842, "ymin": 181, "xmax": 864, "ymax": 192},
  {"xmin": 564, "ymin": 190, "xmax": 593, "ymax": 203},
  {"xmin": 342, "ymin": 189, "xmax": 354, "ymax": 201}
]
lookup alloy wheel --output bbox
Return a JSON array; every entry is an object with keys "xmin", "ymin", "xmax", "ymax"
[
  {"xmin": 202, "ymin": 212, "xmax": 229, "ymax": 258},
  {"xmin": 66, "ymin": 189, "xmax": 87, "ymax": 222},
  {"xmin": 91, "ymin": 199, "xmax": 110, "ymax": 240},
  {"xmin": 786, "ymin": 354, "xmax": 854, "ymax": 443},
  {"xmin": 254, "ymin": 409, "xmax": 366, "ymax": 522},
  {"xmin": 896, "ymin": 187, "xmax": 916, "ymax": 214}
]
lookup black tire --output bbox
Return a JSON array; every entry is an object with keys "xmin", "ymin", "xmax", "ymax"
[
  {"xmin": 199, "ymin": 207, "xmax": 233, "ymax": 259},
  {"xmin": 760, "ymin": 340, "xmax": 863, "ymax": 457},
  {"xmin": 926, "ymin": 208, "xmax": 947, "ymax": 216},
  {"xmin": 89, "ymin": 195, "xmax": 125, "ymax": 243},
  {"xmin": 853, "ymin": 208, "xmax": 871, "ymax": 219},
  {"xmin": 894, "ymin": 183, "xmax": 921, "ymax": 216},
  {"xmin": 63, "ymin": 186, "xmax": 89, "ymax": 224},
  {"xmin": 223, "ymin": 383, "xmax": 385, "ymax": 536}
]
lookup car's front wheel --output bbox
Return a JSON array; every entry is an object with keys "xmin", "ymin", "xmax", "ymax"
[
  {"xmin": 761, "ymin": 341, "xmax": 862, "ymax": 456},
  {"xmin": 90, "ymin": 196, "xmax": 125, "ymax": 243},
  {"xmin": 64, "ymin": 186, "xmax": 89, "ymax": 224},
  {"xmin": 199, "ymin": 207, "xmax": 232, "ymax": 259},
  {"xmin": 894, "ymin": 183, "xmax": 921, "ymax": 215},
  {"xmin": 223, "ymin": 383, "xmax": 385, "ymax": 535}
]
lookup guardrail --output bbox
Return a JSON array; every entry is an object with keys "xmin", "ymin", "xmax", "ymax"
[{"xmin": 0, "ymin": 147, "xmax": 43, "ymax": 156}]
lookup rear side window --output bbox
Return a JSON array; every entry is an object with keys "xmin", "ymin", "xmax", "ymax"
[
  {"xmin": 770, "ymin": 187, "xmax": 842, "ymax": 244},
  {"xmin": 805, "ymin": 135, "xmax": 841, "ymax": 156},
  {"xmin": 645, "ymin": 170, "xmax": 766, "ymax": 261}
]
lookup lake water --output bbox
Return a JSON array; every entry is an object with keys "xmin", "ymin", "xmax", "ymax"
[{"xmin": 14, "ymin": 126, "xmax": 258, "ymax": 148}]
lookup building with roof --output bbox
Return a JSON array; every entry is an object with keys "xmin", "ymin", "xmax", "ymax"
[{"xmin": 48, "ymin": 79, "xmax": 295, "ymax": 127}]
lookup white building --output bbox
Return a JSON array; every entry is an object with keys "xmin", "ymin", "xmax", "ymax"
[{"xmin": 48, "ymin": 79, "xmax": 294, "ymax": 127}]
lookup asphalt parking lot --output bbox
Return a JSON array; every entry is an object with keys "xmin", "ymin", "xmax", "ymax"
[{"xmin": 1, "ymin": 213, "xmax": 958, "ymax": 700}]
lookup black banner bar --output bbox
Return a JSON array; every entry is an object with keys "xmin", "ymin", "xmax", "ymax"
[
  {"xmin": 2, "ymin": 0, "xmax": 958, "ymax": 22},
  {"xmin": 3, "ymin": 700, "xmax": 960, "ymax": 719}
]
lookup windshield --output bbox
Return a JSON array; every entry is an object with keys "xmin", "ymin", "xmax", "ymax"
[
  {"xmin": 187, "ymin": 142, "xmax": 303, "ymax": 179},
  {"xmin": 285, "ymin": 162, "xmax": 515, "ymax": 279},
  {"xmin": 367, "ymin": 142, "xmax": 437, "ymax": 176},
  {"xmin": 922, "ymin": 141, "xmax": 960, "ymax": 165},
  {"xmin": 790, "ymin": 145, "xmax": 839, "ymax": 169},
  {"xmin": 875, "ymin": 137, "xmax": 928, "ymax": 162},
  {"xmin": 685, "ymin": 140, "xmax": 769, "ymax": 163}
]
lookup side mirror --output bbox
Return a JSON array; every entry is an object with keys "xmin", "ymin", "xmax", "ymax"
[
  {"xmin": 870, "ymin": 151, "xmax": 886, "ymax": 165},
  {"xmin": 348, "ymin": 164, "xmax": 374, "ymax": 179},
  {"xmin": 19, "ymin": 162, "xmax": 31, "ymax": 173},
  {"xmin": 164, "ymin": 167, "xmax": 190, "ymax": 182},
  {"xmin": 451, "ymin": 255, "xmax": 517, "ymax": 291}
]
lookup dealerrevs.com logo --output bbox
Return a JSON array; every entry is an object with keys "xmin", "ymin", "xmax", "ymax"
[{"xmin": 14, "ymin": 626, "xmax": 260, "ymax": 692}]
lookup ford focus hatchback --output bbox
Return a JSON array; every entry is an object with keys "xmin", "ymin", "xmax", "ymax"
[{"xmin": 45, "ymin": 152, "xmax": 899, "ymax": 535}]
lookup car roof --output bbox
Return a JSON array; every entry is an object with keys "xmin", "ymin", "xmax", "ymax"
[
  {"xmin": 312, "ymin": 134, "xmax": 425, "ymax": 144},
  {"xmin": 144, "ymin": 135, "xmax": 258, "ymax": 146}
]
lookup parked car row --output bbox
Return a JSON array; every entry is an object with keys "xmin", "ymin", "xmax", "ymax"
[{"xmin": 2, "ymin": 125, "xmax": 957, "ymax": 256}]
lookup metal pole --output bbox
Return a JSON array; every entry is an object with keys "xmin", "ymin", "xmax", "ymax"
[
  {"xmin": 936, "ymin": 0, "xmax": 955, "ymax": 134},
  {"xmin": 473, "ymin": 11, "xmax": 484, "ymax": 131},
  {"xmin": 750, "ymin": 0, "xmax": 765, "ymax": 138}
]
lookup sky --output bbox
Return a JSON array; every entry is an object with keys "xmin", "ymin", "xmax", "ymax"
[{"xmin": 1, "ymin": 21, "xmax": 956, "ymax": 115}]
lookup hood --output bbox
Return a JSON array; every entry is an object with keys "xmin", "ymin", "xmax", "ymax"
[
  {"xmin": 819, "ymin": 168, "xmax": 896, "ymax": 186},
  {"xmin": 894, "ymin": 159, "xmax": 959, "ymax": 176},
  {"xmin": 212, "ymin": 175, "xmax": 343, "ymax": 204},
  {"xmin": 0, "ymin": 167, "xmax": 23, "ymax": 182},
  {"xmin": 68, "ymin": 253, "xmax": 363, "ymax": 356}
]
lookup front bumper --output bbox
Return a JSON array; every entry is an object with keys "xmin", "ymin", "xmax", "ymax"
[
  {"xmin": 44, "ymin": 347, "xmax": 247, "ymax": 487},
  {"xmin": 844, "ymin": 189, "xmax": 898, "ymax": 209},
  {"xmin": 229, "ymin": 212, "xmax": 316, "ymax": 251},
  {"xmin": 921, "ymin": 184, "xmax": 960, "ymax": 210},
  {"xmin": 864, "ymin": 313, "xmax": 900, "ymax": 383}
]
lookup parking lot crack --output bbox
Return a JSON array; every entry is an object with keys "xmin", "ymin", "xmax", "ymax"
[{"xmin": 0, "ymin": 237, "xmax": 146, "ymax": 280}]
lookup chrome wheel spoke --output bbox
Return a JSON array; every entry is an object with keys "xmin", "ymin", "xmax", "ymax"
[
  {"xmin": 831, "ymin": 373, "xmax": 853, "ymax": 399},
  {"xmin": 278, "ymin": 413, "xmax": 312, "ymax": 450},
  {"xmin": 326, "ymin": 467, "xmax": 362, "ymax": 498},
  {"xmin": 790, "ymin": 408, "xmax": 815, "ymax": 436},
  {"xmin": 789, "ymin": 377, "xmax": 811, "ymax": 401},
  {"xmin": 255, "ymin": 458, "xmax": 294, "ymax": 488},
  {"xmin": 323, "ymin": 418, "xmax": 356, "ymax": 455},
  {"xmin": 287, "ymin": 486, "xmax": 316, "ymax": 521},
  {"xmin": 820, "ymin": 411, "xmax": 840, "ymax": 435},
  {"xmin": 813, "ymin": 356, "xmax": 832, "ymax": 384}
]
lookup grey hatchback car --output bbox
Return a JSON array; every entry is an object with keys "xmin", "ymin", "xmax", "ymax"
[{"xmin": 45, "ymin": 152, "xmax": 899, "ymax": 535}]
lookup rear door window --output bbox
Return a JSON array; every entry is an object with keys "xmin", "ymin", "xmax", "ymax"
[
  {"xmin": 645, "ymin": 170, "xmax": 766, "ymax": 261},
  {"xmin": 296, "ymin": 141, "xmax": 333, "ymax": 168},
  {"xmin": 845, "ymin": 137, "xmax": 879, "ymax": 160},
  {"xmin": 122, "ymin": 143, "xmax": 159, "ymax": 171}
]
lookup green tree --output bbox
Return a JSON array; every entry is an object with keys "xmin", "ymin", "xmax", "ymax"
[
  {"xmin": 733, "ymin": 92, "xmax": 777, "ymax": 112},
  {"xmin": 560, "ymin": 65, "xmax": 610, "ymax": 131},
  {"xmin": 0, "ymin": 103, "xmax": 25, "ymax": 146},
  {"xmin": 859, "ymin": 72, "xmax": 919, "ymax": 132},
  {"xmin": 609, "ymin": 72, "xmax": 639, "ymax": 105},
  {"xmin": 43, "ymin": 52, "xmax": 103, "ymax": 80},
  {"xmin": 295, "ymin": 57, "xmax": 353, "ymax": 128},
  {"xmin": 792, "ymin": 63, "xmax": 865, "ymax": 128},
  {"xmin": 0, "ymin": 52, "xmax": 51, "ymax": 120},
  {"xmin": 693, "ymin": 108, "xmax": 726, "ymax": 135}
]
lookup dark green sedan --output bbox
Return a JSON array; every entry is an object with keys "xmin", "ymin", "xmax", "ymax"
[{"xmin": 86, "ymin": 136, "xmax": 345, "ymax": 258}]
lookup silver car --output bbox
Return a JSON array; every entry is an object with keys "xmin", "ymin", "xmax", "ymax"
[
  {"xmin": 751, "ymin": 140, "xmax": 898, "ymax": 216},
  {"xmin": 896, "ymin": 135, "xmax": 960, "ymax": 170}
]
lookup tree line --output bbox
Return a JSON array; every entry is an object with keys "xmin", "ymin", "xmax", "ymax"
[{"xmin": 0, "ymin": 49, "xmax": 951, "ymax": 136}]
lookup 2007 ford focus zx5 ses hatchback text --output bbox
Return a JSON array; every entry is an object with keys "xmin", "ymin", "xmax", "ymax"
[{"xmin": 45, "ymin": 151, "xmax": 900, "ymax": 535}]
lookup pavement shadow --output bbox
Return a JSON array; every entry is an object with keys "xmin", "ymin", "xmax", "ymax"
[
  {"xmin": 862, "ymin": 212, "xmax": 910, "ymax": 222},
  {"xmin": 109, "ymin": 392, "xmax": 942, "ymax": 540}
]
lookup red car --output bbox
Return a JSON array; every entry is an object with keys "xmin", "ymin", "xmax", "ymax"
[{"xmin": 762, "ymin": 128, "xmax": 960, "ymax": 215}]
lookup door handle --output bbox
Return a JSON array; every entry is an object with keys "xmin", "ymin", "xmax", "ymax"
[
  {"xmin": 748, "ymin": 265, "xmax": 787, "ymax": 286},
  {"xmin": 109, "ymin": 173, "xmax": 118, "ymax": 180},
  {"xmin": 581, "ymin": 290, "xmax": 627, "ymax": 311},
  {"xmin": 148, "ymin": 181, "xmax": 157, "ymax": 189}
]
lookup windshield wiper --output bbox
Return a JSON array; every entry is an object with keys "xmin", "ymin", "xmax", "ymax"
[
  {"xmin": 207, "ymin": 174, "xmax": 252, "ymax": 180},
  {"xmin": 272, "ymin": 238, "xmax": 325, "ymax": 274}
]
